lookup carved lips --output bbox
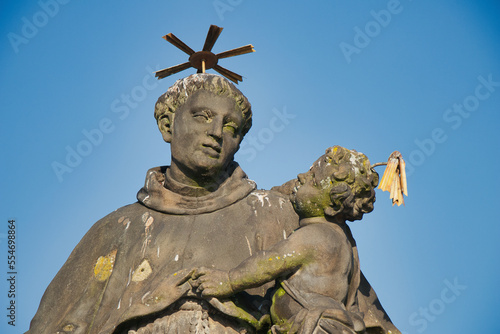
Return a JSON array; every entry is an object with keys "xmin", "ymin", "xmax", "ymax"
[{"xmin": 201, "ymin": 141, "xmax": 222, "ymax": 158}]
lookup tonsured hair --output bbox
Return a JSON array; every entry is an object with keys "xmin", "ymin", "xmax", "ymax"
[
  {"xmin": 322, "ymin": 146, "xmax": 379, "ymax": 222},
  {"xmin": 154, "ymin": 73, "xmax": 252, "ymax": 136}
]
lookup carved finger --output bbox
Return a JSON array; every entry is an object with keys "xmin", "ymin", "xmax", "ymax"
[
  {"xmin": 201, "ymin": 288, "xmax": 216, "ymax": 297},
  {"xmin": 192, "ymin": 267, "xmax": 208, "ymax": 279},
  {"xmin": 174, "ymin": 268, "xmax": 196, "ymax": 286},
  {"xmin": 189, "ymin": 278, "xmax": 201, "ymax": 288},
  {"xmin": 196, "ymin": 276, "xmax": 212, "ymax": 286}
]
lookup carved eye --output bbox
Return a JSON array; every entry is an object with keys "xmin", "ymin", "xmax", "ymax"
[
  {"xmin": 194, "ymin": 113, "xmax": 208, "ymax": 121},
  {"xmin": 224, "ymin": 121, "xmax": 239, "ymax": 135},
  {"xmin": 193, "ymin": 109, "xmax": 211, "ymax": 122}
]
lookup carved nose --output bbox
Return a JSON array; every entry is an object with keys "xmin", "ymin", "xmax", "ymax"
[{"xmin": 207, "ymin": 117, "xmax": 223, "ymax": 139}]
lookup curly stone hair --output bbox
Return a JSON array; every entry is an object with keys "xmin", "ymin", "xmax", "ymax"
[
  {"xmin": 154, "ymin": 73, "xmax": 252, "ymax": 137},
  {"xmin": 321, "ymin": 146, "xmax": 379, "ymax": 222}
]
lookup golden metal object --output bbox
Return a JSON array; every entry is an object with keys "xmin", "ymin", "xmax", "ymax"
[{"xmin": 374, "ymin": 151, "xmax": 408, "ymax": 206}]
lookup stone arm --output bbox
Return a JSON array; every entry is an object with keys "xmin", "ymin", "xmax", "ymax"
[{"xmin": 193, "ymin": 227, "xmax": 322, "ymax": 298}]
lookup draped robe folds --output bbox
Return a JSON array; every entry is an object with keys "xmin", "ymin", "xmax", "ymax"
[{"xmin": 28, "ymin": 163, "xmax": 399, "ymax": 334}]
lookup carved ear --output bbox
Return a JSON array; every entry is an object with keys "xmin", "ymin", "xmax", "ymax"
[
  {"xmin": 325, "ymin": 183, "xmax": 351, "ymax": 218},
  {"xmin": 324, "ymin": 206, "xmax": 341, "ymax": 218},
  {"xmin": 158, "ymin": 113, "xmax": 174, "ymax": 143}
]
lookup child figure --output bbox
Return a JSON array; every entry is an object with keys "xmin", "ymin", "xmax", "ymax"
[{"xmin": 192, "ymin": 146, "xmax": 379, "ymax": 333}]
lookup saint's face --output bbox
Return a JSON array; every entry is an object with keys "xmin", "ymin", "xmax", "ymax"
[
  {"xmin": 292, "ymin": 156, "xmax": 336, "ymax": 218},
  {"xmin": 170, "ymin": 89, "xmax": 243, "ymax": 180}
]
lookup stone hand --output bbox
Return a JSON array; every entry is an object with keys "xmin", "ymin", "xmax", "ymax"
[{"xmin": 192, "ymin": 267, "xmax": 234, "ymax": 298}]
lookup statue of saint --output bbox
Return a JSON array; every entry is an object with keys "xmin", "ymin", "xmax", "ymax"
[{"xmin": 28, "ymin": 74, "xmax": 400, "ymax": 334}]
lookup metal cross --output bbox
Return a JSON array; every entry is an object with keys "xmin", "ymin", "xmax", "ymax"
[{"xmin": 155, "ymin": 25, "xmax": 255, "ymax": 84}]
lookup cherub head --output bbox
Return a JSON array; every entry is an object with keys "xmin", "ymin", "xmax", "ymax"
[{"xmin": 292, "ymin": 146, "xmax": 379, "ymax": 222}]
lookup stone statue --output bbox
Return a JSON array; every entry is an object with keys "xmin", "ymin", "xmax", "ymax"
[{"xmin": 28, "ymin": 74, "xmax": 400, "ymax": 333}]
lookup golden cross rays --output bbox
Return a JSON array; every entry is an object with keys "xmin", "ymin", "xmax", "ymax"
[{"xmin": 155, "ymin": 25, "xmax": 255, "ymax": 84}]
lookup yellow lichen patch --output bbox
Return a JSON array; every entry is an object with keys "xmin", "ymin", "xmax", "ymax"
[
  {"xmin": 62, "ymin": 323, "xmax": 75, "ymax": 331},
  {"xmin": 94, "ymin": 249, "xmax": 117, "ymax": 282},
  {"xmin": 275, "ymin": 286, "xmax": 286, "ymax": 298},
  {"xmin": 132, "ymin": 259, "xmax": 152, "ymax": 282}
]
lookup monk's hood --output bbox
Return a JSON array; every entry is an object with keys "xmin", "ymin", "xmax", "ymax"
[{"xmin": 137, "ymin": 163, "xmax": 256, "ymax": 215}]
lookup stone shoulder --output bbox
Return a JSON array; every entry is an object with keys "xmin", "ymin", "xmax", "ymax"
[{"xmin": 246, "ymin": 188, "xmax": 293, "ymax": 211}]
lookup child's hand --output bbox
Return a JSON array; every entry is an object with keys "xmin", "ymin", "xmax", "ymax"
[{"xmin": 191, "ymin": 267, "xmax": 234, "ymax": 298}]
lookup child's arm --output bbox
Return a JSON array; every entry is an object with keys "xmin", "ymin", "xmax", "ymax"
[{"xmin": 192, "ymin": 226, "xmax": 320, "ymax": 298}]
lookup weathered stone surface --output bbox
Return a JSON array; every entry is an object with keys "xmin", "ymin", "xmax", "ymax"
[{"xmin": 28, "ymin": 74, "xmax": 400, "ymax": 334}]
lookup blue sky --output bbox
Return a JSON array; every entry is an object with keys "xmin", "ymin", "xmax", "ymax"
[{"xmin": 1, "ymin": 0, "xmax": 500, "ymax": 333}]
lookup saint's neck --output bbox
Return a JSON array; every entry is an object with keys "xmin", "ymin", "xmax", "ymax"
[{"xmin": 165, "ymin": 163, "xmax": 230, "ymax": 197}]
